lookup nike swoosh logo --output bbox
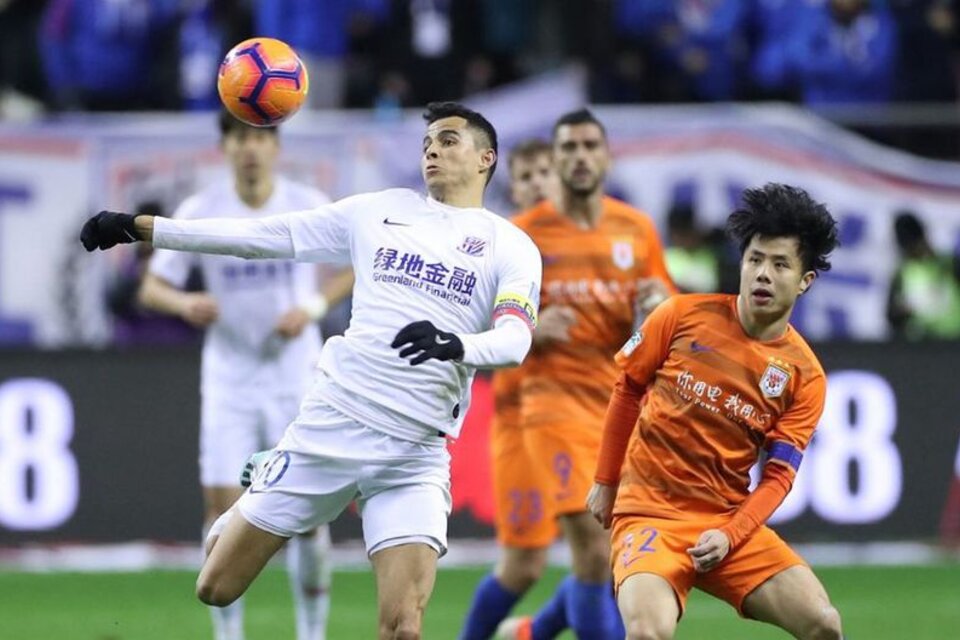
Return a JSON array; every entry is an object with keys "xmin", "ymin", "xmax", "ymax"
[
  {"xmin": 121, "ymin": 229, "xmax": 137, "ymax": 241},
  {"xmin": 383, "ymin": 218, "xmax": 412, "ymax": 226},
  {"xmin": 435, "ymin": 335, "xmax": 451, "ymax": 345},
  {"xmin": 691, "ymin": 340, "xmax": 713, "ymax": 353}
]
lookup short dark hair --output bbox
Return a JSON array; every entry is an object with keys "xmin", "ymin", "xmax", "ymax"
[
  {"xmin": 726, "ymin": 183, "xmax": 839, "ymax": 273},
  {"xmin": 552, "ymin": 108, "xmax": 607, "ymax": 140},
  {"xmin": 893, "ymin": 211, "xmax": 926, "ymax": 248},
  {"xmin": 422, "ymin": 101, "xmax": 498, "ymax": 184},
  {"xmin": 507, "ymin": 138, "xmax": 552, "ymax": 172},
  {"xmin": 218, "ymin": 108, "xmax": 278, "ymax": 138}
]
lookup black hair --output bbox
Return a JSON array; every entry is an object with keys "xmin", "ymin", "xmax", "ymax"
[
  {"xmin": 668, "ymin": 202, "xmax": 697, "ymax": 232},
  {"xmin": 507, "ymin": 138, "xmax": 552, "ymax": 172},
  {"xmin": 218, "ymin": 108, "xmax": 278, "ymax": 138},
  {"xmin": 726, "ymin": 183, "xmax": 839, "ymax": 273},
  {"xmin": 893, "ymin": 211, "xmax": 926, "ymax": 248},
  {"xmin": 552, "ymin": 108, "xmax": 607, "ymax": 140},
  {"xmin": 422, "ymin": 101, "xmax": 498, "ymax": 185}
]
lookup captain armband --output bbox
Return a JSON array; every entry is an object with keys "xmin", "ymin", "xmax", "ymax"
[
  {"xmin": 491, "ymin": 293, "xmax": 538, "ymax": 331},
  {"xmin": 767, "ymin": 441, "xmax": 803, "ymax": 472}
]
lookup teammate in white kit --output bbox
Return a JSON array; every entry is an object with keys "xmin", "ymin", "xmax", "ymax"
[
  {"xmin": 81, "ymin": 102, "xmax": 543, "ymax": 640},
  {"xmin": 138, "ymin": 111, "xmax": 353, "ymax": 640}
]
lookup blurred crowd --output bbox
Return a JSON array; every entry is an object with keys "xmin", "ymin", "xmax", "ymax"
[{"xmin": 1, "ymin": 0, "xmax": 959, "ymax": 118}]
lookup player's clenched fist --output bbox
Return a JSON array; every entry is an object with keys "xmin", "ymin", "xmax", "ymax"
[
  {"xmin": 586, "ymin": 482, "xmax": 617, "ymax": 529},
  {"xmin": 687, "ymin": 529, "xmax": 730, "ymax": 573},
  {"xmin": 391, "ymin": 320, "xmax": 464, "ymax": 365},
  {"xmin": 80, "ymin": 211, "xmax": 141, "ymax": 251},
  {"xmin": 179, "ymin": 293, "xmax": 219, "ymax": 328}
]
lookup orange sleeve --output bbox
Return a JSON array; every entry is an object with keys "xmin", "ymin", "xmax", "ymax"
[
  {"xmin": 642, "ymin": 216, "xmax": 679, "ymax": 295},
  {"xmin": 719, "ymin": 462, "xmax": 793, "ymax": 549},
  {"xmin": 769, "ymin": 368, "xmax": 826, "ymax": 452},
  {"xmin": 614, "ymin": 295, "xmax": 679, "ymax": 384},
  {"xmin": 594, "ymin": 373, "xmax": 647, "ymax": 485}
]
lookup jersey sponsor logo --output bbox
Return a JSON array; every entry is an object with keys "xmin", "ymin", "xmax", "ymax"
[
  {"xmin": 492, "ymin": 292, "xmax": 538, "ymax": 329},
  {"xmin": 372, "ymin": 246, "xmax": 478, "ymax": 306},
  {"xmin": 382, "ymin": 217, "xmax": 412, "ymax": 226},
  {"xmin": 760, "ymin": 362, "xmax": 791, "ymax": 398},
  {"xmin": 611, "ymin": 238, "xmax": 634, "ymax": 270},
  {"xmin": 620, "ymin": 329, "xmax": 643, "ymax": 356},
  {"xmin": 457, "ymin": 236, "xmax": 487, "ymax": 257},
  {"xmin": 675, "ymin": 369, "xmax": 773, "ymax": 429}
]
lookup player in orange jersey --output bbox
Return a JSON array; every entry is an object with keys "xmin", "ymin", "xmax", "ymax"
[
  {"xmin": 485, "ymin": 110, "xmax": 675, "ymax": 640},
  {"xmin": 587, "ymin": 183, "xmax": 843, "ymax": 640},
  {"xmin": 459, "ymin": 138, "xmax": 559, "ymax": 640}
]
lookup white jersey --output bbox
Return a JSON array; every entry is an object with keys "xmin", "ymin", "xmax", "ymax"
[
  {"xmin": 149, "ymin": 177, "xmax": 330, "ymax": 394},
  {"xmin": 154, "ymin": 188, "xmax": 543, "ymax": 440}
]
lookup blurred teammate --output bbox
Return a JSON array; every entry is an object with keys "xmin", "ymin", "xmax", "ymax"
[
  {"xmin": 458, "ymin": 139, "xmax": 557, "ymax": 639},
  {"xmin": 139, "ymin": 110, "xmax": 353, "ymax": 640},
  {"xmin": 485, "ymin": 109, "xmax": 675, "ymax": 640},
  {"xmin": 81, "ymin": 102, "xmax": 542, "ymax": 640},
  {"xmin": 587, "ymin": 184, "xmax": 843, "ymax": 640}
]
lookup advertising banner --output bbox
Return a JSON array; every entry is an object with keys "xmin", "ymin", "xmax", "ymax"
[{"xmin": 1, "ymin": 342, "xmax": 957, "ymax": 545}]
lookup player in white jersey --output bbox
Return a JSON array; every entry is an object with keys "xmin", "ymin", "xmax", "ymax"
[
  {"xmin": 138, "ymin": 111, "xmax": 352, "ymax": 640},
  {"xmin": 81, "ymin": 102, "xmax": 543, "ymax": 640}
]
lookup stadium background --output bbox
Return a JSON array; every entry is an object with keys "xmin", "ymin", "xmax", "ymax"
[{"xmin": 1, "ymin": 1, "xmax": 959, "ymax": 638}]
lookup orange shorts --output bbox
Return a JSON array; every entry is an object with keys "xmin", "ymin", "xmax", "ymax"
[
  {"xmin": 491, "ymin": 416, "xmax": 559, "ymax": 547},
  {"xmin": 523, "ymin": 422, "xmax": 602, "ymax": 518},
  {"xmin": 610, "ymin": 514, "xmax": 806, "ymax": 615}
]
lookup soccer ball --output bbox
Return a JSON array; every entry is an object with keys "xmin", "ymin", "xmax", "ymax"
[{"xmin": 217, "ymin": 37, "xmax": 309, "ymax": 127}]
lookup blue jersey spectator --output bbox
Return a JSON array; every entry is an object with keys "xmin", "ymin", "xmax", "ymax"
[
  {"xmin": 785, "ymin": 0, "xmax": 899, "ymax": 104},
  {"xmin": 254, "ymin": 0, "xmax": 388, "ymax": 109},
  {"xmin": 750, "ymin": 0, "xmax": 824, "ymax": 97},
  {"xmin": 617, "ymin": 0, "xmax": 749, "ymax": 101},
  {"xmin": 40, "ymin": 0, "xmax": 179, "ymax": 111}
]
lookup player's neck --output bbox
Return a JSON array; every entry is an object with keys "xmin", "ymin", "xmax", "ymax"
[
  {"xmin": 736, "ymin": 295, "xmax": 790, "ymax": 341},
  {"xmin": 429, "ymin": 184, "xmax": 484, "ymax": 209},
  {"xmin": 235, "ymin": 177, "xmax": 274, "ymax": 209},
  {"xmin": 559, "ymin": 189, "xmax": 603, "ymax": 228}
]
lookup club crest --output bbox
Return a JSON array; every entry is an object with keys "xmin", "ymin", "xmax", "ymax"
[
  {"xmin": 759, "ymin": 362, "xmax": 790, "ymax": 398},
  {"xmin": 612, "ymin": 239, "xmax": 634, "ymax": 270},
  {"xmin": 457, "ymin": 236, "xmax": 487, "ymax": 257}
]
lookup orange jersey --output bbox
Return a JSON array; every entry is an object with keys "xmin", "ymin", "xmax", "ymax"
[
  {"xmin": 512, "ymin": 197, "xmax": 674, "ymax": 428},
  {"xmin": 614, "ymin": 293, "xmax": 826, "ymax": 519}
]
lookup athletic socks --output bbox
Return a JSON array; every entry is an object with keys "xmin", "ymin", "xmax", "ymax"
[
  {"xmin": 459, "ymin": 573, "xmax": 522, "ymax": 639},
  {"xmin": 564, "ymin": 578, "xmax": 620, "ymax": 640},
  {"xmin": 287, "ymin": 528, "xmax": 333, "ymax": 640},
  {"xmin": 529, "ymin": 574, "xmax": 573, "ymax": 638}
]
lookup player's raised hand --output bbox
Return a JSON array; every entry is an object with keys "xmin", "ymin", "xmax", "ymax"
[
  {"xmin": 687, "ymin": 529, "xmax": 730, "ymax": 573},
  {"xmin": 275, "ymin": 308, "xmax": 310, "ymax": 338},
  {"xmin": 179, "ymin": 293, "xmax": 219, "ymax": 328},
  {"xmin": 635, "ymin": 278, "xmax": 670, "ymax": 313},
  {"xmin": 80, "ymin": 211, "xmax": 142, "ymax": 251},
  {"xmin": 533, "ymin": 305, "xmax": 577, "ymax": 345},
  {"xmin": 391, "ymin": 320, "xmax": 464, "ymax": 365},
  {"xmin": 586, "ymin": 482, "xmax": 617, "ymax": 529}
]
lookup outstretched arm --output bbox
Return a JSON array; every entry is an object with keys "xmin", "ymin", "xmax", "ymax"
[{"xmin": 81, "ymin": 211, "xmax": 297, "ymax": 258}]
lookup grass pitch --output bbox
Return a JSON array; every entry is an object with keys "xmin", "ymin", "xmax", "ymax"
[{"xmin": 0, "ymin": 564, "xmax": 956, "ymax": 638}]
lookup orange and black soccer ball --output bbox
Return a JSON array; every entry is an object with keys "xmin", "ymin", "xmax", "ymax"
[{"xmin": 217, "ymin": 37, "xmax": 309, "ymax": 127}]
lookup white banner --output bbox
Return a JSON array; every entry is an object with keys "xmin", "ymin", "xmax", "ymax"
[
  {"xmin": 2, "ymin": 103, "xmax": 959, "ymax": 345},
  {"xmin": 599, "ymin": 106, "xmax": 960, "ymax": 340}
]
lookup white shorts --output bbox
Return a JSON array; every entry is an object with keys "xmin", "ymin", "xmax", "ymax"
[
  {"xmin": 235, "ymin": 399, "xmax": 451, "ymax": 556},
  {"xmin": 199, "ymin": 387, "xmax": 301, "ymax": 487}
]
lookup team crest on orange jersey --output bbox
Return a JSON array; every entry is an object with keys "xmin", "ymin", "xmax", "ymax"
[
  {"xmin": 611, "ymin": 238, "xmax": 634, "ymax": 270},
  {"xmin": 759, "ymin": 362, "xmax": 790, "ymax": 398}
]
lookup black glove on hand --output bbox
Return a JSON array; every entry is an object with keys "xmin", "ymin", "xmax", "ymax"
[
  {"xmin": 80, "ymin": 211, "xmax": 141, "ymax": 252},
  {"xmin": 391, "ymin": 320, "xmax": 464, "ymax": 365}
]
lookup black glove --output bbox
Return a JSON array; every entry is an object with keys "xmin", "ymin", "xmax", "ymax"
[
  {"xmin": 391, "ymin": 320, "xmax": 464, "ymax": 365},
  {"xmin": 80, "ymin": 211, "xmax": 142, "ymax": 252}
]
